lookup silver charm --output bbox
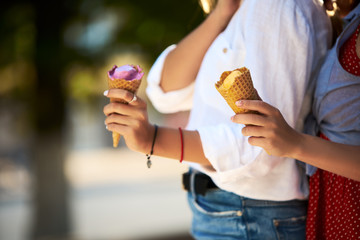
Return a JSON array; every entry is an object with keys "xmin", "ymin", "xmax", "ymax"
[
  {"xmin": 147, "ymin": 159, "xmax": 152, "ymax": 168},
  {"xmin": 146, "ymin": 154, "xmax": 152, "ymax": 168}
]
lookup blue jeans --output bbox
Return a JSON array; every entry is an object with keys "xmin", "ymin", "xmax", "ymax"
[{"xmin": 187, "ymin": 174, "xmax": 307, "ymax": 239}]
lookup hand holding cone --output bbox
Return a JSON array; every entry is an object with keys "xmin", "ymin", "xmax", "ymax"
[
  {"xmin": 107, "ymin": 64, "xmax": 144, "ymax": 147},
  {"xmin": 215, "ymin": 67, "xmax": 260, "ymax": 114}
]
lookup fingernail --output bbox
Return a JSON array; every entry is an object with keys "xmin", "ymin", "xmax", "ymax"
[
  {"xmin": 230, "ymin": 116, "xmax": 234, "ymax": 121},
  {"xmin": 103, "ymin": 90, "xmax": 109, "ymax": 96},
  {"xmin": 236, "ymin": 100, "xmax": 243, "ymax": 106},
  {"xmin": 105, "ymin": 125, "xmax": 108, "ymax": 130}
]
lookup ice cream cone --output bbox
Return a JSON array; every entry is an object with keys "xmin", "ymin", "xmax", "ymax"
[
  {"xmin": 215, "ymin": 67, "xmax": 260, "ymax": 114},
  {"xmin": 107, "ymin": 65, "xmax": 144, "ymax": 148}
]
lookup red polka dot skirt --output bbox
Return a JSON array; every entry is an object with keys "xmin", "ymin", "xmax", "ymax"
[
  {"xmin": 306, "ymin": 24, "xmax": 360, "ymax": 240},
  {"xmin": 306, "ymin": 135, "xmax": 360, "ymax": 240}
]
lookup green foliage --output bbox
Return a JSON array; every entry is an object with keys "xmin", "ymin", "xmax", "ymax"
[
  {"xmin": 0, "ymin": 0, "xmax": 205, "ymax": 101},
  {"xmin": 105, "ymin": 0, "xmax": 204, "ymax": 61}
]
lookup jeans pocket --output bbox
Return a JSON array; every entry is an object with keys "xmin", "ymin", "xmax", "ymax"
[
  {"xmin": 187, "ymin": 191, "xmax": 246, "ymax": 239},
  {"xmin": 188, "ymin": 190, "xmax": 242, "ymax": 218},
  {"xmin": 273, "ymin": 215, "xmax": 306, "ymax": 240}
]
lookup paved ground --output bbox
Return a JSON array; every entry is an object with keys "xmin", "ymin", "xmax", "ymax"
[{"xmin": 0, "ymin": 147, "xmax": 193, "ymax": 240}]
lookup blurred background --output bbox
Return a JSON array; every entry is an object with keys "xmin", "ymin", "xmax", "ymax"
[{"xmin": 0, "ymin": 0, "xmax": 207, "ymax": 239}]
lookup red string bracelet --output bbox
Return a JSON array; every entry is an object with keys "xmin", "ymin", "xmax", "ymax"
[{"xmin": 178, "ymin": 127, "xmax": 184, "ymax": 163}]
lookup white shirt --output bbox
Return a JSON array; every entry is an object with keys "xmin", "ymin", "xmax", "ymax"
[{"xmin": 146, "ymin": 0, "xmax": 332, "ymax": 201}]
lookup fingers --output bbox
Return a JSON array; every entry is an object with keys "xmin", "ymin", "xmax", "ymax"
[
  {"xmin": 104, "ymin": 89, "xmax": 143, "ymax": 106},
  {"xmin": 104, "ymin": 111, "xmax": 147, "ymax": 138},
  {"xmin": 105, "ymin": 113, "xmax": 137, "ymax": 127},
  {"xmin": 241, "ymin": 125, "xmax": 265, "ymax": 137},
  {"xmin": 103, "ymin": 88, "xmax": 147, "ymax": 118},
  {"xmin": 106, "ymin": 122, "xmax": 126, "ymax": 135},
  {"xmin": 247, "ymin": 136, "xmax": 267, "ymax": 149},
  {"xmin": 103, "ymin": 102, "xmax": 131, "ymax": 117},
  {"xmin": 235, "ymin": 100, "xmax": 276, "ymax": 116},
  {"xmin": 103, "ymin": 102, "xmax": 147, "ymax": 122},
  {"xmin": 128, "ymin": 94, "xmax": 137, "ymax": 104},
  {"xmin": 231, "ymin": 113, "xmax": 266, "ymax": 126}
]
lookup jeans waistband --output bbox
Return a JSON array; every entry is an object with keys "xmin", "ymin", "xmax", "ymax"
[{"xmin": 183, "ymin": 170, "xmax": 307, "ymax": 207}]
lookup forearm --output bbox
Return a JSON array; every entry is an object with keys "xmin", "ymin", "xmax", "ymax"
[
  {"xmin": 233, "ymin": 100, "xmax": 360, "ymax": 181},
  {"xmin": 152, "ymin": 126, "xmax": 210, "ymax": 166},
  {"xmin": 160, "ymin": 9, "xmax": 228, "ymax": 92},
  {"xmin": 293, "ymin": 134, "xmax": 360, "ymax": 181}
]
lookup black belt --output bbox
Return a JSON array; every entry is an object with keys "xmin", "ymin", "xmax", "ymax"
[{"xmin": 182, "ymin": 171, "xmax": 218, "ymax": 196}]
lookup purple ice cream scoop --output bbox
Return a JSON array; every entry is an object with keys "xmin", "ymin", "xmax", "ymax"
[{"xmin": 107, "ymin": 64, "xmax": 144, "ymax": 81}]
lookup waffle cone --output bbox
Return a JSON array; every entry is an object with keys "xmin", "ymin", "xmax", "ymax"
[
  {"xmin": 215, "ymin": 67, "xmax": 260, "ymax": 114},
  {"xmin": 107, "ymin": 77, "xmax": 142, "ymax": 147}
]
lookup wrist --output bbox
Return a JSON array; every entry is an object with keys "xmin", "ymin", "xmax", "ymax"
[
  {"xmin": 136, "ymin": 124, "xmax": 156, "ymax": 155},
  {"xmin": 289, "ymin": 132, "xmax": 307, "ymax": 160},
  {"xmin": 147, "ymin": 124, "xmax": 157, "ymax": 153}
]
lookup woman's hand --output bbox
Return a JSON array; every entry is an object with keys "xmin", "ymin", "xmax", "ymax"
[
  {"xmin": 103, "ymin": 89, "xmax": 155, "ymax": 154},
  {"xmin": 323, "ymin": 0, "xmax": 335, "ymax": 11},
  {"xmin": 231, "ymin": 100, "xmax": 302, "ymax": 157}
]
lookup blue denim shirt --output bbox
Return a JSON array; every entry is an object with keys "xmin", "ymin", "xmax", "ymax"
[{"xmin": 305, "ymin": 4, "xmax": 360, "ymax": 175}]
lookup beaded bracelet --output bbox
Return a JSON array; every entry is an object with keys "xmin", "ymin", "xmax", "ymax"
[{"xmin": 146, "ymin": 124, "xmax": 158, "ymax": 168}]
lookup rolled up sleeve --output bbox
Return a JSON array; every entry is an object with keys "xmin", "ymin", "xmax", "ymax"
[{"xmin": 146, "ymin": 45, "xmax": 195, "ymax": 113}]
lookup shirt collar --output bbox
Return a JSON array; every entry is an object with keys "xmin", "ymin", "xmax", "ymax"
[{"xmin": 343, "ymin": 3, "xmax": 360, "ymax": 22}]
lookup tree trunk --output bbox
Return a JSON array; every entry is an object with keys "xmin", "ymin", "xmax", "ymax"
[
  {"xmin": 32, "ymin": 1, "xmax": 70, "ymax": 238},
  {"xmin": 32, "ymin": 132, "xmax": 70, "ymax": 239}
]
